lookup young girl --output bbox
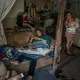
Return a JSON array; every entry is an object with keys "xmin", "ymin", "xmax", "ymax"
[{"xmin": 64, "ymin": 12, "xmax": 79, "ymax": 55}]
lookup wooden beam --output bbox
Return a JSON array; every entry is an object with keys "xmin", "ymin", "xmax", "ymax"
[
  {"xmin": 53, "ymin": 0, "xmax": 66, "ymax": 71},
  {"xmin": 24, "ymin": 0, "xmax": 26, "ymax": 12}
]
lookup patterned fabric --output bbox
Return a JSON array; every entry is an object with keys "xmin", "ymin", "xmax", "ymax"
[
  {"xmin": 66, "ymin": 18, "xmax": 80, "ymax": 35},
  {"xmin": 33, "ymin": 40, "xmax": 49, "ymax": 48},
  {"xmin": 0, "ymin": 45, "xmax": 17, "ymax": 59},
  {"xmin": 0, "ymin": 0, "xmax": 16, "ymax": 45}
]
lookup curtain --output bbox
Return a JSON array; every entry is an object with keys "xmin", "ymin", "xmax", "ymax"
[{"xmin": 0, "ymin": 0, "xmax": 16, "ymax": 46}]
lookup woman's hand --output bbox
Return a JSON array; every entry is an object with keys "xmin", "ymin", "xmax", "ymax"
[
  {"xmin": 33, "ymin": 36, "xmax": 41, "ymax": 40},
  {"xmin": 42, "ymin": 40, "xmax": 46, "ymax": 44},
  {"xmin": 33, "ymin": 36, "xmax": 38, "ymax": 39}
]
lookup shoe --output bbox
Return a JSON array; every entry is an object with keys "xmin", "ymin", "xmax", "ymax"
[
  {"xmin": 10, "ymin": 60, "xmax": 20, "ymax": 65},
  {"xmin": 66, "ymin": 52, "xmax": 75, "ymax": 56},
  {"xmin": 25, "ymin": 76, "xmax": 32, "ymax": 80}
]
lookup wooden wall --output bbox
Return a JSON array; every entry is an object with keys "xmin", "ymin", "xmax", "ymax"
[{"xmin": 68, "ymin": 0, "xmax": 80, "ymax": 18}]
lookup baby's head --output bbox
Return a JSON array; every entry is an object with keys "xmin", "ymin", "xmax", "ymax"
[
  {"xmin": 65, "ymin": 11, "xmax": 75, "ymax": 20},
  {"xmin": 35, "ymin": 28, "xmax": 44, "ymax": 37},
  {"xmin": 36, "ymin": 29, "xmax": 42, "ymax": 36}
]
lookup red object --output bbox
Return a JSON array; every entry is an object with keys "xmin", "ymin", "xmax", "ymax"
[
  {"xmin": 23, "ymin": 17, "xmax": 28, "ymax": 23},
  {"xmin": 0, "ymin": 51, "xmax": 5, "ymax": 60}
]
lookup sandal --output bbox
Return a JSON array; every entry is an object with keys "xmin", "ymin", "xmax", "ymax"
[
  {"xmin": 25, "ymin": 76, "xmax": 32, "ymax": 80},
  {"xmin": 66, "ymin": 51, "xmax": 75, "ymax": 56},
  {"xmin": 10, "ymin": 60, "xmax": 20, "ymax": 65}
]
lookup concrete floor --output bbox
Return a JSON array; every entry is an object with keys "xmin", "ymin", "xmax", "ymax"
[
  {"xmin": 62, "ymin": 54, "xmax": 80, "ymax": 80},
  {"xmin": 33, "ymin": 46, "xmax": 80, "ymax": 80},
  {"xmin": 33, "ymin": 68, "xmax": 56, "ymax": 80}
]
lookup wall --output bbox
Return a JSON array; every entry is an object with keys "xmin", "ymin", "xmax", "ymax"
[
  {"xmin": 2, "ymin": 0, "xmax": 24, "ymax": 29},
  {"xmin": 26, "ymin": 0, "xmax": 49, "ymax": 8},
  {"xmin": 68, "ymin": 0, "xmax": 80, "ymax": 18},
  {"xmin": 69, "ymin": 0, "xmax": 80, "ymax": 45},
  {"xmin": 2, "ymin": 0, "xmax": 55, "ymax": 29}
]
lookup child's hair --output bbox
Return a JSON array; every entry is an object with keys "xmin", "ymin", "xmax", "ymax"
[
  {"xmin": 64, "ymin": 11, "xmax": 75, "ymax": 20},
  {"xmin": 35, "ymin": 27, "xmax": 44, "ymax": 35}
]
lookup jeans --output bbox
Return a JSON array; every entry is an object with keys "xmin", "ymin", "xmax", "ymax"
[
  {"xmin": 17, "ymin": 53, "xmax": 42, "ymax": 77},
  {"xmin": 17, "ymin": 50, "xmax": 54, "ymax": 77}
]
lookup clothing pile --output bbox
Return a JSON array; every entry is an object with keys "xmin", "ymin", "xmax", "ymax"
[{"xmin": 0, "ymin": 45, "xmax": 18, "ymax": 60}]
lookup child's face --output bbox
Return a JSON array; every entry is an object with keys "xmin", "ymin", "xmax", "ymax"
[
  {"xmin": 66, "ymin": 13, "xmax": 72, "ymax": 20},
  {"xmin": 36, "ymin": 30, "xmax": 42, "ymax": 36}
]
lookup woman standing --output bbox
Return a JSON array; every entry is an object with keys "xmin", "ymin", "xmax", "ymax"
[{"xmin": 64, "ymin": 12, "xmax": 79, "ymax": 55}]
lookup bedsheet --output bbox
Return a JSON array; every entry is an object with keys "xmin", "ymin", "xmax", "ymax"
[{"xmin": 17, "ymin": 48, "xmax": 50, "ymax": 56}]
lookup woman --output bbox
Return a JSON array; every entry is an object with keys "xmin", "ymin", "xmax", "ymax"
[{"xmin": 64, "ymin": 12, "xmax": 79, "ymax": 55}]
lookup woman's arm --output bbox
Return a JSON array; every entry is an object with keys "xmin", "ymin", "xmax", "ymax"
[
  {"xmin": 65, "ymin": 19, "xmax": 73, "ymax": 27},
  {"xmin": 75, "ymin": 18, "xmax": 79, "ymax": 29},
  {"xmin": 33, "ymin": 36, "xmax": 43, "ymax": 40},
  {"xmin": 64, "ymin": 20, "xmax": 69, "ymax": 27},
  {"xmin": 28, "ymin": 38, "xmax": 34, "ymax": 46},
  {"xmin": 33, "ymin": 36, "xmax": 47, "ymax": 44}
]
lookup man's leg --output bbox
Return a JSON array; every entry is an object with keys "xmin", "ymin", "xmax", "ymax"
[
  {"xmin": 17, "ymin": 54, "xmax": 41, "ymax": 80},
  {"xmin": 27, "ymin": 59, "xmax": 37, "ymax": 77},
  {"xmin": 17, "ymin": 54, "xmax": 38, "ymax": 76}
]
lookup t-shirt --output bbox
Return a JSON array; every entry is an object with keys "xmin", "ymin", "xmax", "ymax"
[
  {"xmin": 66, "ymin": 24, "xmax": 76, "ymax": 34},
  {"xmin": 39, "ymin": 35, "xmax": 51, "ymax": 46},
  {"xmin": 66, "ymin": 18, "xmax": 79, "ymax": 34}
]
